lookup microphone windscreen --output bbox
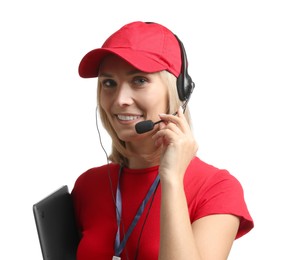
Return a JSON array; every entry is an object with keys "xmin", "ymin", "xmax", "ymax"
[{"xmin": 135, "ymin": 120, "xmax": 154, "ymax": 134}]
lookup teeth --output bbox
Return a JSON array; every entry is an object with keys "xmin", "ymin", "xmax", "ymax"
[{"xmin": 117, "ymin": 115, "xmax": 139, "ymax": 121}]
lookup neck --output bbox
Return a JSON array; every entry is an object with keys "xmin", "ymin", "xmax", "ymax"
[
  {"xmin": 125, "ymin": 140, "xmax": 161, "ymax": 169},
  {"xmin": 128, "ymin": 156, "xmax": 159, "ymax": 169}
]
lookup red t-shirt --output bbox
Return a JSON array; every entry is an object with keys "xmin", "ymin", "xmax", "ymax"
[{"xmin": 71, "ymin": 157, "xmax": 254, "ymax": 259}]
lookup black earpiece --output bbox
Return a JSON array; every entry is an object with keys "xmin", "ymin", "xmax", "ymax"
[{"xmin": 174, "ymin": 35, "xmax": 195, "ymax": 102}]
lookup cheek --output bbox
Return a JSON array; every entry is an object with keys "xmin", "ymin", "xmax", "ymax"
[
  {"xmin": 149, "ymin": 92, "xmax": 168, "ymax": 111},
  {"xmin": 99, "ymin": 95, "xmax": 112, "ymax": 122},
  {"xmin": 100, "ymin": 92, "xmax": 110, "ymax": 111}
]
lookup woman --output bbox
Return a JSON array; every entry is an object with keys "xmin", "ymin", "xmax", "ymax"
[{"xmin": 72, "ymin": 21, "xmax": 253, "ymax": 260}]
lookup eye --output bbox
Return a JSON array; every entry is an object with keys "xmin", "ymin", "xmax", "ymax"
[
  {"xmin": 132, "ymin": 76, "xmax": 148, "ymax": 87},
  {"xmin": 101, "ymin": 79, "xmax": 117, "ymax": 88}
]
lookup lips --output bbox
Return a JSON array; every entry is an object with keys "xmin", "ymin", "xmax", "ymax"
[{"xmin": 116, "ymin": 114, "xmax": 142, "ymax": 121}]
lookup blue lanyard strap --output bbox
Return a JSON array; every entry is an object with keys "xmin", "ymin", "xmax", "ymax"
[{"xmin": 114, "ymin": 166, "xmax": 160, "ymax": 257}]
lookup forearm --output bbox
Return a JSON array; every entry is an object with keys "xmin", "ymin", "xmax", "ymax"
[{"xmin": 159, "ymin": 179, "xmax": 201, "ymax": 260}]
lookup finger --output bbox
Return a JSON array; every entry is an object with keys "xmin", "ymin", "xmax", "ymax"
[
  {"xmin": 152, "ymin": 125, "xmax": 181, "ymax": 144},
  {"xmin": 158, "ymin": 108, "xmax": 189, "ymax": 132},
  {"xmin": 159, "ymin": 106, "xmax": 185, "ymax": 122},
  {"xmin": 177, "ymin": 105, "xmax": 186, "ymax": 119},
  {"xmin": 161, "ymin": 121, "xmax": 183, "ymax": 135}
]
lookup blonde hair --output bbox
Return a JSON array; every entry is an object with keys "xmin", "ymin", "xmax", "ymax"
[{"xmin": 97, "ymin": 70, "xmax": 192, "ymax": 166}]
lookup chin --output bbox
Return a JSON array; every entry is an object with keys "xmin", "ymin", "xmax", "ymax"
[{"xmin": 116, "ymin": 129, "xmax": 145, "ymax": 142}]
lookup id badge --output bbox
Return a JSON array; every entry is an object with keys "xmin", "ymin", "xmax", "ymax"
[{"xmin": 112, "ymin": 256, "xmax": 121, "ymax": 260}]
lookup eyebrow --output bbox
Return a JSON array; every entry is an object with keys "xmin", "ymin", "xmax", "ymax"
[
  {"xmin": 99, "ymin": 69, "xmax": 144, "ymax": 78},
  {"xmin": 98, "ymin": 72, "xmax": 112, "ymax": 78}
]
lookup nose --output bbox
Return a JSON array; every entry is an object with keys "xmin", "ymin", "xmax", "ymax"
[{"xmin": 114, "ymin": 84, "xmax": 134, "ymax": 107}]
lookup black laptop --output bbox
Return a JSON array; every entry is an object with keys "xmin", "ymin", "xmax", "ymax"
[{"xmin": 33, "ymin": 185, "xmax": 80, "ymax": 260}]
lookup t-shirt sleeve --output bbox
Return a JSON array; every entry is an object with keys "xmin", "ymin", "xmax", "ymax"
[{"xmin": 192, "ymin": 170, "xmax": 254, "ymax": 239}]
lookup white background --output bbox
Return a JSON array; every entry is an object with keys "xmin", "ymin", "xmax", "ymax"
[{"xmin": 1, "ymin": 0, "xmax": 281, "ymax": 259}]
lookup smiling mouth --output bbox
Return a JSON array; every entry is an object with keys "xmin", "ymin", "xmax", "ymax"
[{"xmin": 116, "ymin": 114, "xmax": 143, "ymax": 121}]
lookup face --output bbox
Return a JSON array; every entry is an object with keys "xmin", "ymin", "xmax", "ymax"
[{"xmin": 98, "ymin": 55, "xmax": 168, "ymax": 142}]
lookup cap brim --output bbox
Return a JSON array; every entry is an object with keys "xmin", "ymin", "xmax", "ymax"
[{"xmin": 78, "ymin": 48, "xmax": 169, "ymax": 78}]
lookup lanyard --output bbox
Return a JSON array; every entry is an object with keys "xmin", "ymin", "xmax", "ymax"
[{"xmin": 114, "ymin": 166, "xmax": 160, "ymax": 257}]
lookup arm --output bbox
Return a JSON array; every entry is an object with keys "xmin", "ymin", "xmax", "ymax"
[
  {"xmin": 152, "ymin": 107, "xmax": 240, "ymax": 260},
  {"xmin": 160, "ymin": 180, "xmax": 239, "ymax": 260}
]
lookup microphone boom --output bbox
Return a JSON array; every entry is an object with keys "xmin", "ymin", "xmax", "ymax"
[
  {"xmin": 135, "ymin": 119, "xmax": 163, "ymax": 134},
  {"xmin": 135, "ymin": 120, "xmax": 154, "ymax": 134}
]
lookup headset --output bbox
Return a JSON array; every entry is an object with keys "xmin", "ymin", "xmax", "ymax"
[
  {"xmin": 145, "ymin": 22, "xmax": 195, "ymax": 102},
  {"xmin": 174, "ymin": 34, "xmax": 195, "ymax": 102}
]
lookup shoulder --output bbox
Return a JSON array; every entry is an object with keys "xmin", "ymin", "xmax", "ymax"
[
  {"xmin": 186, "ymin": 156, "xmax": 245, "ymax": 201},
  {"xmin": 186, "ymin": 156, "xmax": 238, "ymax": 188},
  {"xmin": 72, "ymin": 163, "xmax": 120, "ymax": 195},
  {"xmin": 75, "ymin": 163, "xmax": 119, "ymax": 183}
]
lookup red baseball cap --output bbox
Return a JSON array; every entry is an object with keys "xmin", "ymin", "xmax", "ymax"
[{"xmin": 78, "ymin": 21, "xmax": 182, "ymax": 78}]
